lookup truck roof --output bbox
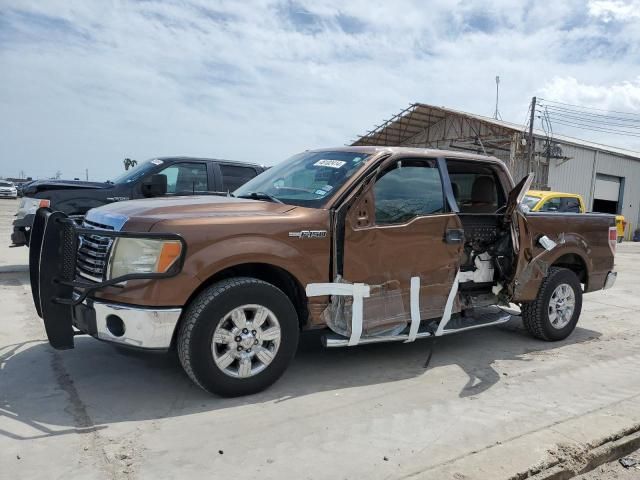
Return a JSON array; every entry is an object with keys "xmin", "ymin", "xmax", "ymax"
[
  {"xmin": 155, "ymin": 156, "xmax": 265, "ymax": 169},
  {"xmin": 306, "ymin": 146, "xmax": 502, "ymax": 163}
]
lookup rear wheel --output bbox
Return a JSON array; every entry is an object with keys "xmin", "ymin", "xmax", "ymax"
[
  {"xmin": 177, "ymin": 277, "xmax": 299, "ymax": 397},
  {"xmin": 521, "ymin": 267, "xmax": 582, "ymax": 341}
]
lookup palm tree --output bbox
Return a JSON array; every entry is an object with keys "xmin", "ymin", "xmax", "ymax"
[{"xmin": 123, "ymin": 158, "xmax": 138, "ymax": 171}]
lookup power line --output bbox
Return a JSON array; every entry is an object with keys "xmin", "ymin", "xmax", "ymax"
[
  {"xmin": 538, "ymin": 97, "xmax": 640, "ymax": 117},
  {"xmin": 537, "ymin": 109, "xmax": 640, "ymax": 130},
  {"xmin": 541, "ymin": 118, "xmax": 640, "ymax": 138},
  {"xmin": 535, "ymin": 98, "xmax": 640, "ymax": 146},
  {"xmin": 541, "ymin": 104, "xmax": 640, "ymax": 123}
]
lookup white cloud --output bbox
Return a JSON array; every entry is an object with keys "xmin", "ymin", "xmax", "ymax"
[
  {"xmin": 540, "ymin": 76, "xmax": 640, "ymax": 111},
  {"xmin": 1, "ymin": 0, "xmax": 640, "ymax": 180},
  {"xmin": 588, "ymin": 0, "xmax": 640, "ymax": 22}
]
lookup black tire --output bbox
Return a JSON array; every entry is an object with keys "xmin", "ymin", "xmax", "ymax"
[
  {"xmin": 521, "ymin": 267, "xmax": 583, "ymax": 341},
  {"xmin": 177, "ymin": 277, "xmax": 299, "ymax": 397}
]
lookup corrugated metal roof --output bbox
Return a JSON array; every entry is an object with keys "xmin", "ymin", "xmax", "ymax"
[{"xmin": 354, "ymin": 103, "xmax": 640, "ymax": 161}]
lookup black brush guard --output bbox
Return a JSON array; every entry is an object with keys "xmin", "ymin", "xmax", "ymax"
[{"xmin": 29, "ymin": 208, "xmax": 186, "ymax": 350}]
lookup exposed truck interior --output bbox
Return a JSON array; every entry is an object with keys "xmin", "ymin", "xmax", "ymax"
[{"xmin": 448, "ymin": 160, "xmax": 515, "ymax": 311}]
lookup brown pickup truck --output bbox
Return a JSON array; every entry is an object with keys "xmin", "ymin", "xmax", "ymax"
[{"xmin": 30, "ymin": 147, "xmax": 618, "ymax": 396}]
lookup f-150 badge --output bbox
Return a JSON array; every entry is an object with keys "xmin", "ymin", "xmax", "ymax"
[{"xmin": 288, "ymin": 230, "xmax": 327, "ymax": 239}]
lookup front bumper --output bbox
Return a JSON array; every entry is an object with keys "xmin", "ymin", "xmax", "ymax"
[
  {"xmin": 74, "ymin": 299, "xmax": 182, "ymax": 350},
  {"xmin": 29, "ymin": 207, "xmax": 186, "ymax": 350},
  {"xmin": 603, "ymin": 271, "xmax": 617, "ymax": 290}
]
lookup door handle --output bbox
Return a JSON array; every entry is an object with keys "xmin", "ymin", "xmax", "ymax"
[{"xmin": 445, "ymin": 228, "xmax": 464, "ymax": 244}]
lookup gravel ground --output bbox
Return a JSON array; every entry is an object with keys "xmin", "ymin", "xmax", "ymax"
[{"xmin": 574, "ymin": 448, "xmax": 640, "ymax": 479}]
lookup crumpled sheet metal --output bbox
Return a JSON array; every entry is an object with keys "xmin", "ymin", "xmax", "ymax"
[
  {"xmin": 318, "ymin": 279, "xmax": 410, "ymax": 339},
  {"xmin": 308, "ymin": 272, "xmax": 462, "ymax": 345}
]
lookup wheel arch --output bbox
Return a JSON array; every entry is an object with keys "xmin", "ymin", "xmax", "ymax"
[
  {"xmin": 551, "ymin": 252, "xmax": 589, "ymax": 289},
  {"xmin": 171, "ymin": 262, "xmax": 309, "ymax": 349}
]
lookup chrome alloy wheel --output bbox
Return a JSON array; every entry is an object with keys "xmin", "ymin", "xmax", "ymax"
[
  {"xmin": 548, "ymin": 283, "xmax": 576, "ymax": 329},
  {"xmin": 211, "ymin": 304, "xmax": 281, "ymax": 378}
]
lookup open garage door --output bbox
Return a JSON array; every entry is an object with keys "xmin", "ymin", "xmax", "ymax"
[{"xmin": 593, "ymin": 174, "xmax": 622, "ymax": 214}]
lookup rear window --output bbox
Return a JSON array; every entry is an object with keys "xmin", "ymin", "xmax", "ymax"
[
  {"xmin": 522, "ymin": 195, "xmax": 542, "ymax": 210},
  {"xmin": 220, "ymin": 165, "xmax": 258, "ymax": 192}
]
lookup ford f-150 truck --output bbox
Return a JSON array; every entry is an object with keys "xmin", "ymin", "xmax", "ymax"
[
  {"xmin": 29, "ymin": 147, "xmax": 617, "ymax": 396},
  {"xmin": 12, "ymin": 156, "xmax": 264, "ymax": 246}
]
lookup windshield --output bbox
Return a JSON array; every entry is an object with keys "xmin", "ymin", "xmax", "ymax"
[
  {"xmin": 111, "ymin": 159, "xmax": 162, "ymax": 184},
  {"xmin": 234, "ymin": 151, "xmax": 371, "ymax": 207},
  {"xmin": 522, "ymin": 195, "xmax": 541, "ymax": 210},
  {"xmin": 0, "ymin": 181, "xmax": 13, "ymax": 187}
]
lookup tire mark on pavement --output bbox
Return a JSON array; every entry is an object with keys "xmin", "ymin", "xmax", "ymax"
[{"xmin": 50, "ymin": 347, "xmax": 142, "ymax": 478}]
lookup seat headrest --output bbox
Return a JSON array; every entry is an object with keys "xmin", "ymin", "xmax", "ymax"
[{"xmin": 471, "ymin": 176, "xmax": 496, "ymax": 204}]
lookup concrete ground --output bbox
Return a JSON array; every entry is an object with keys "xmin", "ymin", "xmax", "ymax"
[{"xmin": 1, "ymin": 199, "xmax": 639, "ymax": 480}]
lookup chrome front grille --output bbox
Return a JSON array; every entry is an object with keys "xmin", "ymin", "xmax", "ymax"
[{"xmin": 76, "ymin": 219, "xmax": 114, "ymax": 282}]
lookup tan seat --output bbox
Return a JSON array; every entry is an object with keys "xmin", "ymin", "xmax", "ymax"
[{"xmin": 466, "ymin": 176, "xmax": 497, "ymax": 213}]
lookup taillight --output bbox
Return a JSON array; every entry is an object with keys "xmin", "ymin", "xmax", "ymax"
[{"xmin": 609, "ymin": 226, "xmax": 617, "ymax": 255}]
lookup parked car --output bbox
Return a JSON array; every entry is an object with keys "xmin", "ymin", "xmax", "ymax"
[
  {"xmin": 29, "ymin": 147, "xmax": 617, "ymax": 397},
  {"xmin": 16, "ymin": 180, "xmax": 36, "ymax": 198},
  {"xmin": 11, "ymin": 157, "xmax": 265, "ymax": 246},
  {"xmin": 0, "ymin": 180, "xmax": 18, "ymax": 199},
  {"xmin": 523, "ymin": 190, "xmax": 627, "ymax": 242}
]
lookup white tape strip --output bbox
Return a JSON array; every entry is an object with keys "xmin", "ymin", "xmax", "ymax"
[
  {"xmin": 405, "ymin": 276, "xmax": 421, "ymax": 343},
  {"xmin": 306, "ymin": 282, "xmax": 371, "ymax": 346},
  {"xmin": 435, "ymin": 270, "xmax": 460, "ymax": 337}
]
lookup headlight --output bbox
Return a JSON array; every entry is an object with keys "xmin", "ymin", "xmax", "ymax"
[
  {"xmin": 16, "ymin": 197, "xmax": 50, "ymax": 219},
  {"xmin": 107, "ymin": 237, "xmax": 183, "ymax": 279}
]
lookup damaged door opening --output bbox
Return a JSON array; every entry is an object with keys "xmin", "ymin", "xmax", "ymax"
[{"xmin": 309, "ymin": 156, "xmax": 525, "ymax": 348}]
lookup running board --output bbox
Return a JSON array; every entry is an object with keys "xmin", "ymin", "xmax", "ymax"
[
  {"xmin": 441, "ymin": 310, "xmax": 511, "ymax": 335},
  {"xmin": 322, "ymin": 309, "xmax": 513, "ymax": 347},
  {"xmin": 323, "ymin": 331, "xmax": 432, "ymax": 348}
]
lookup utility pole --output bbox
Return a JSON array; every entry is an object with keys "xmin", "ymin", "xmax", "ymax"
[
  {"xmin": 527, "ymin": 96, "xmax": 536, "ymax": 178},
  {"xmin": 493, "ymin": 76, "xmax": 501, "ymax": 120},
  {"xmin": 85, "ymin": 168, "xmax": 89, "ymax": 181}
]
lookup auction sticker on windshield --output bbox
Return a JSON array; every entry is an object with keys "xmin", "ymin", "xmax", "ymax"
[{"xmin": 314, "ymin": 159, "xmax": 346, "ymax": 168}]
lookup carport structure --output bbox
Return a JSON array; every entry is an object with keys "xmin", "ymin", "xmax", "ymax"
[{"xmin": 351, "ymin": 103, "xmax": 640, "ymax": 239}]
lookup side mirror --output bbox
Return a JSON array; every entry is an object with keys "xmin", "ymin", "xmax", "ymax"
[{"xmin": 141, "ymin": 174, "xmax": 167, "ymax": 197}]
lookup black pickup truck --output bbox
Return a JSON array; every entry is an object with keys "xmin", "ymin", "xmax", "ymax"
[{"xmin": 12, "ymin": 157, "xmax": 265, "ymax": 246}]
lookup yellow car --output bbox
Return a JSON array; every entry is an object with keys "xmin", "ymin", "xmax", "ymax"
[{"xmin": 523, "ymin": 190, "xmax": 627, "ymax": 242}]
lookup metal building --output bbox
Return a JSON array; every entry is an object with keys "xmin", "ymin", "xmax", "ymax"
[{"xmin": 352, "ymin": 103, "xmax": 640, "ymax": 239}]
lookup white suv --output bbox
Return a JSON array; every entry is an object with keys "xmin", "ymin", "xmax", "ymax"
[{"xmin": 0, "ymin": 180, "xmax": 18, "ymax": 199}]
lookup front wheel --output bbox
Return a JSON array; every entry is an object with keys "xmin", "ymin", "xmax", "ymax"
[
  {"xmin": 177, "ymin": 277, "xmax": 299, "ymax": 397},
  {"xmin": 521, "ymin": 267, "xmax": 583, "ymax": 341}
]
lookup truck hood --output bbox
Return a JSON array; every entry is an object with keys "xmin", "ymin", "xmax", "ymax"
[
  {"xmin": 24, "ymin": 179, "xmax": 110, "ymax": 195},
  {"xmin": 86, "ymin": 195, "xmax": 297, "ymax": 231}
]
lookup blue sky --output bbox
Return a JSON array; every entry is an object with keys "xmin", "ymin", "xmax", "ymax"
[{"xmin": 1, "ymin": 0, "xmax": 640, "ymax": 180}]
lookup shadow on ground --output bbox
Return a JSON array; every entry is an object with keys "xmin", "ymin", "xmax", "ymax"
[{"xmin": 0, "ymin": 305, "xmax": 601, "ymax": 441}]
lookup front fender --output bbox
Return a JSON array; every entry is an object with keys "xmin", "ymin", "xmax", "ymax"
[{"xmin": 189, "ymin": 234, "xmax": 328, "ymax": 288}]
